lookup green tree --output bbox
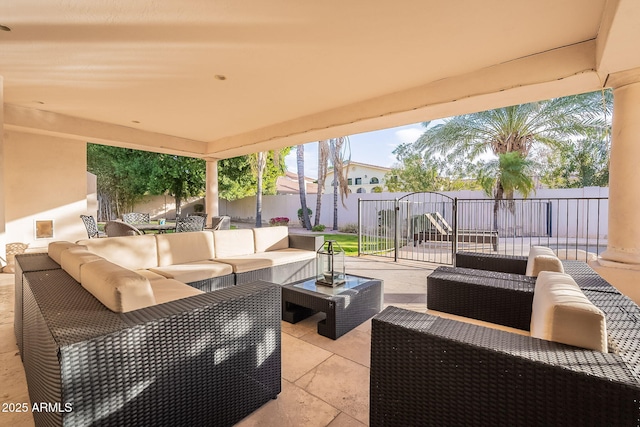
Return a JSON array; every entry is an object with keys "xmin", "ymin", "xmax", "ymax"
[
  {"xmin": 385, "ymin": 154, "xmax": 445, "ymax": 192},
  {"xmin": 217, "ymin": 156, "xmax": 254, "ymax": 201},
  {"xmin": 217, "ymin": 149, "xmax": 291, "ymax": 202},
  {"xmin": 538, "ymin": 135, "xmax": 610, "ymax": 188},
  {"xmin": 87, "ymin": 144, "xmax": 155, "ymax": 220},
  {"xmin": 147, "ymin": 155, "xmax": 206, "ymax": 217}
]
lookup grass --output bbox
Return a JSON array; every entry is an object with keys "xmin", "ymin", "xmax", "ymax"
[{"xmin": 321, "ymin": 233, "xmax": 359, "ymax": 256}]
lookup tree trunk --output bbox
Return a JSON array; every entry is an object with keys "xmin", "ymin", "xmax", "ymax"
[
  {"xmin": 315, "ymin": 140, "xmax": 329, "ymax": 226},
  {"xmin": 333, "ymin": 170, "xmax": 339, "ymax": 231},
  {"xmin": 296, "ymin": 145, "xmax": 312, "ymax": 230},
  {"xmin": 255, "ymin": 151, "xmax": 266, "ymax": 227}
]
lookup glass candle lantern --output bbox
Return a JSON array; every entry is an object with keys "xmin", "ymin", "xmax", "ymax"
[{"xmin": 316, "ymin": 240, "xmax": 346, "ymax": 287}]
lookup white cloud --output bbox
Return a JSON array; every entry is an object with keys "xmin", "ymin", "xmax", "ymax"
[{"xmin": 394, "ymin": 126, "xmax": 423, "ymax": 145}]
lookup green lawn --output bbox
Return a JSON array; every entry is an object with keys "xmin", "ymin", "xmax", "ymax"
[{"xmin": 321, "ymin": 233, "xmax": 359, "ymax": 256}]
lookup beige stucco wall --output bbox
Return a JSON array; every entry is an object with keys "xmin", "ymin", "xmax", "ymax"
[{"xmin": 4, "ymin": 131, "xmax": 88, "ymax": 250}]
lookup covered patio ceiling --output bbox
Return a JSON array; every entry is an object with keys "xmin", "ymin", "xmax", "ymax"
[{"xmin": 1, "ymin": 0, "xmax": 639, "ymax": 159}]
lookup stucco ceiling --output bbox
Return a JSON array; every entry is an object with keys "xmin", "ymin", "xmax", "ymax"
[{"xmin": 2, "ymin": 0, "xmax": 639, "ymax": 159}]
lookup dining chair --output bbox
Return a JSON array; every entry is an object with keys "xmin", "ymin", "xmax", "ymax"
[
  {"xmin": 122, "ymin": 213, "xmax": 150, "ymax": 224},
  {"xmin": 104, "ymin": 220, "xmax": 143, "ymax": 237},
  {"xmin": 176, "ymin": 216, "xmax": 205, "ymax": 232},
  {"xmin": 80, "ymin": 215, "xmax": 105, "ymax": 238}
]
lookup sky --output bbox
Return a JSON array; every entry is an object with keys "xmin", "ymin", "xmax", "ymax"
[{"xmin": 284, "ymin": 122, "xmax": 427, "ymax": 179}]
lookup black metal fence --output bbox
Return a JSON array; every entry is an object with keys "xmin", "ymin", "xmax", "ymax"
[{"xmin": 358, "ymin": 193, "xmax": 608, "ymax": 264}]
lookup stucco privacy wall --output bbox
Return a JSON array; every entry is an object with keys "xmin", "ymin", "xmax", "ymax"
[
  {"xmin": 4, "ymin": 131, "xmax": 88, "ymax": 250},
  {"xmin": 216, "ymin": 187, "xmax": 609, "ymax": 236}
]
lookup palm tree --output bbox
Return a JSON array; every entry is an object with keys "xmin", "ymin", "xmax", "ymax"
[
  {"xmin": 249, "ymin": 149, "xmax": 288, "ymax": 227},
  {"xmin": 315, "ymin": 140, "xmax": 330, "ymax": 226},
  {"xmin": 411, "ymin": 90, "xmax": 611, "ymax": 230},
  {"xmin": 414, "ymin": 90, "xmax": 611, "ymax": 162},
  {"xmin": 251, "ymin": 151, "xmax": 267, "ymax": 227},
  {"xmin": 477, "ymin": 152, "xmax": 535, "ymax": 230},
  {"xmin": 296, "ymin": 145, "xmax": 312, "ymax": 230},
  {"xmin": 329, "ymin": 137, "xmax": 351, "ymax": 230}
]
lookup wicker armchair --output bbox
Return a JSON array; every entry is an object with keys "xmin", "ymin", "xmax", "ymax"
[
  {"xmin": 80, "ymin": 214, "xmax": 105, "ymax": 239},
  {"xmin": 105, "ymin": 220, "xmax": 143, "ymax": 237},
  {"xmin": 176, "ymin": 215, "xmax": 205, "ymax": 232},
  {"xmin": 122, "ymin": 212, "xmax": 150, "ymax": 224}
]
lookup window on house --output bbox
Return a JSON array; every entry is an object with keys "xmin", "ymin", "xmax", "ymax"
[
  {"xmin": 370, "ymin": 177, "xmax": 379, "ymax": 184},
  {"xmin": 347, "ymin": 178, "xmax": 353, "ymax": 185},
  {"xmin": 357, "ymin": 188, "xmax": 366, "ymax": 193},
  {"xmin": 355, "ymin": 177, "xmax": 362, "ymax": 185}
]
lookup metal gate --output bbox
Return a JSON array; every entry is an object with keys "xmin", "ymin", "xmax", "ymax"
[
  {"xmin": 358, "ymin": 192, "xmax": 457, "ymax": 264},
  {"xmin": 358, "ymin": 193, "xmax": 608, "ymax": 264}
]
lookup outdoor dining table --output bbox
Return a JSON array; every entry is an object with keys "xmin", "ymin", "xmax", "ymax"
[{"xmin": 133, "ymin": 222, "xmax": 176, "ymax": 233}]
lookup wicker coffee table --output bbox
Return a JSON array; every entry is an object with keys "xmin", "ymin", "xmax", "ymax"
[{"xmin": 282, "ymin": 274, "xmax": 383, "ymax": 339}]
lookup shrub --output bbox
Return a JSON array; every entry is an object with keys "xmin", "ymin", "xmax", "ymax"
[
  {"xmin": 297, "ymin": 207, "xmax": 312, "ymax": 227},
  {"xmin": 339, "ymin": 223, "xmax": 359, "ymax": 234},
  {"xmin": 269, "ymin": 217, "xmax": 290, "ymax": 226},
  {"xmin": 311, "ymin": 224, "xmax": 326, "ymax": 232}
]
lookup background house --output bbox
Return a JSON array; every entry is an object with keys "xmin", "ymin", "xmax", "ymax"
[
  {"xmin": 325, "ymin": 162, "xmax": 391, "ymax": 194},
  {"xmin": 276, "ymin": 172, "xmax": 318, "ymax": 195}
]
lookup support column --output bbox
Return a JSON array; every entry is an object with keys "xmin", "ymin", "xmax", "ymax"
[
  {"xmin": 205, "ymin": 158, "xmax": 219, "ymax": 218},
  {"xmin": 601, "ymin": 81, "xmax": 640, "ymax": 264},
  {"xmin": 0, "ymin": 76, "xmax": 6, "ymax": 266},
  {"xmin": 592, "ymin": 79, "xmax": 640, "ymax": 304}
]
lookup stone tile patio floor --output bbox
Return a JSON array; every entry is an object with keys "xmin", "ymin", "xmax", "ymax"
[{"xmin": 0, "ymin": 256, "xmax": 438, "ymax": 427}]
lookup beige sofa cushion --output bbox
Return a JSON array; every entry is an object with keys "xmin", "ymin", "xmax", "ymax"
[
  {"xmin": 77, "ymin": 235, "xmax": 159, "ymax": 270},
  {"xmin": 253, "ymin": 226, "xmax": 289, "ymax": 252},
  {"xmin": 48, "ymin": 241, "xmax": 81, "ymax": 264},
  {"xmin": 149, "ymin": 279, "xmax": 204, "ymax": 305},
  {"xmin": 149, "ymin": 260, "xmax": 233, "ymax": 283},
  {"xmin": 213, "ymin": 229, "xmax": 255, "ymax": 257},
  {"xmin": 215, "ymin": 249, "xmax": 315, "ymax": 273},
  {"xmin": 156, "ymin": 231, "xmax": 216, "ymax": 266},
  {"xmin": 135, "ymin": 269, "xmax": 168, "ymax": 281},
  {"xmin": 60, "ymin": 247, "xmax": 103, "ymax": 282},
  {"xmin": 530, "ymin": 271, "xmax": 607, "ymax": 352},
  {"xmin": 80, "ymin": 259, "xmax": 156, "ymax": 313},
  {"xmin": 525, "ymin": 246, "xmax": 564, "ymax": 277}
]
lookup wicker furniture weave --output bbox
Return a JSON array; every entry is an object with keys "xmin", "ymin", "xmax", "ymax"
[
  {"xmin": 13, "ymin": 253, "xmax": 61, "ymax": 359},
  {"xmin": 427, "ymin": 265, "xmax": 535, "ymax": 330},
  {"xmin": 282, "ymin": 274, "xmax": 383, "ymax": 339},
  {"xmin": 122, "ymin": 212, "xmax": 150, "ymax": 224},
  {"xmin": 455, "ymin": 251, "xmax": 529, "ymax": 274},
  {"xmin": 383, "ymin": 258, "xmax": 640, "ymax": 425},
  {"xmin": 80, "ymin": 214, "xmax": 104, "ymax": 238},
  {"xmin": 19, "ymin": 259, "xmax": 282, "ymax": 427},
  {"xmin": 176, "ymin": 215, "xmax": 206, "ymax": 232},
  {"xmin": 370, "ymin": 303, "xmax": 640, "ymax": 426}
]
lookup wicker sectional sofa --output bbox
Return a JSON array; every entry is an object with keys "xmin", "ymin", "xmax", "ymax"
[
  {"xmin": 14, "ymin": 226, "xmax": 322, "ymax": 426},
  {"xmin": 371, "ymin": 253, "xmax": 640, "ymax": 426}
]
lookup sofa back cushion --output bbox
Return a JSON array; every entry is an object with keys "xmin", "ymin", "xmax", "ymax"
[
  {"xmin": 156, "ymin": 231, "xmax": 215, "ymax": 266},
  {"xmin": 525, "ymin": 246, "xmax": 564, "ymax": 277},
  {"xmin": 530, "ymin": 271, "xmax": 607, "ymax": 352},
  {"xmin": 213, "ymin": 229, "xmax": 255, "ymax": 257},
  {"xmin": 253, "ymin": 226, "xmax": 289, "ymax": 252},
  {"xmin": 77, "ymin": 235, "xmax": 159, "ymax": 270},
  {"xmin": 48, "ymin": 241, "xmax": 81, "ymax": 265},
  {"xmin": 80, "ymin": 259, "xmax": 156, "ymax": 313},
  {"xmin": 60, "ymin": 247, "xmax": 103, "ymax": 282}
]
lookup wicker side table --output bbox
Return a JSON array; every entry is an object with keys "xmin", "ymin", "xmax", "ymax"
[{"xmin": 282, "ymin": 274, "xmax": 383, "ymax": 339}]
